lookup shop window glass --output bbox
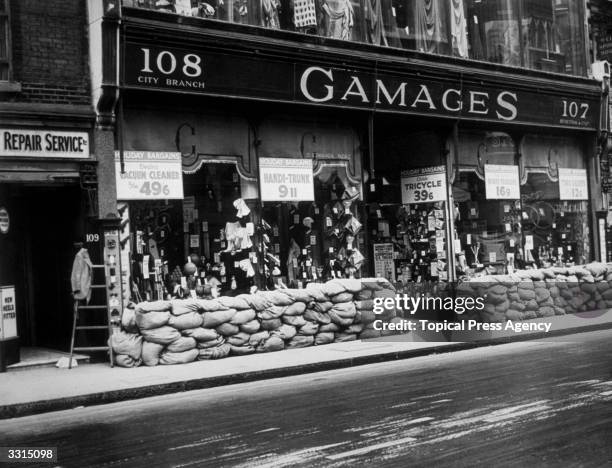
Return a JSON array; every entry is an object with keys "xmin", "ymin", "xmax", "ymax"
[{"xmin": 0, "ymin": 0, "xmax": 11, "ymax": 81}]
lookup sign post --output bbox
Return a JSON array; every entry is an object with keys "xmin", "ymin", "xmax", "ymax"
[
  {"xmin": 115, "ymin": 151, "xmax": 184, "ymax": 200},
  {"xmin": 258, "ymin": 158, "xmax": 315, "ymax": 202},
  {"xmin": 485, "ymin": 164, "xmax": 520, "ymax": 200},
  {"xmin": 401, "ymin": 166, "xmax": 447, "ymax": 204}
]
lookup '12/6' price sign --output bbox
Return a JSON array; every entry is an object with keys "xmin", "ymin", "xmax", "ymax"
[
  {"xmin": 259, "ymin": 158, "xmax": 314, "ymax": 202},
  {"xmin": 485, "ymin": 164, "xmax": 520, "ymax": 200},
  {"xmin": 558, "ymin": 168, "xmax": 588, "ymax": 200},
  {"xmin": 401, "ymin": 166, "xmax": 447, "ymax": 204},
  {"xmin": 115, "ymin": 151, "xmax": 184, "ymax": 200}
]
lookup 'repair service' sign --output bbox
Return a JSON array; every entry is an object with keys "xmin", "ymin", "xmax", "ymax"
[
  {"xmin": 115, "ymin": 151, "xmax": 184, "ymax": 200},
  {"xmin": 0, "ymin": 129, "xmax": 89, "ymax": 158}
]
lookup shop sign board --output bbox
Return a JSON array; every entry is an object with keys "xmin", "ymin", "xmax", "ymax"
[
  {"xmin": 558, "ymin": 168, "xmax": 589, "ymax": 200},
  {"xmin": 373, "ymin": 243, "xmax": 395, "ymax": 282},
  {"xmin": 0, "ymin": 129, "xmax": 89, "ymax": 158},
  {"xmin": 0, "ymin": 207, "xmax": 9, "ymax": 234},
  {"xmin": 123, "ymin": 42, "xmax": 599, "ymax": 130},
  {"xmin": 0, "ymin": 286, "xmax": 17, "ymax": 340},
  {"xmin": 401, "ymin": 166, "xmax": 447, "ymax": 204},
  {"xmin": 485, "ymin": 164, "xmax": 520, "ymax": 200},
  {"xmin": 115, "ymin": 151, "xmax": 184, "ymax": 200},
  {"xmin": 259, "ymin": 158, "xmax": 314, "ymax": 202}
]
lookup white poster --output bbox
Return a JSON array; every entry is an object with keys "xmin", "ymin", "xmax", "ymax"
[
  {"xmin": 558, "ymin": 168, "xmax": 588, "ymax": 200},
  {"xmin": 485, "ymin": 164, "xmax": 520, "ymax": 200},
  {"xmin": 373, "ymin": 243, "xmax": 395, "ymax": 282},
  {"xmin": 259, "ymin": 158, "xmax": 314, "ymax": 202},
  {"xmin": 0, "ymin": 286, "xmax": 17, "ymax": 340},
  {"xmin": 401, "ymin": 166, "xmax": 447, "ymax": 204},
  {"xmin": 0, "ymin": 129, "xmax": 89, "ymax": 158},
  {"xmin": 115, "ymin": 151, "xmax": 183, "ymax": 200}
]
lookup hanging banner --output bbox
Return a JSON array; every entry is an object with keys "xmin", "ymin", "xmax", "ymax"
[
  {"xmin": 558, "ymin": 168, "xmax": 588, "ymax": 200},
  {"xmin": 485, "ymin": 164, "xmax": 520, "ymax": 200},
  {"xmin": 0, "ymin": 286, "xmax": 17, "ymax": 340},
  {"xmin": 373, "ymin": 243, "xmax": 395, "ymax": 282},
  {"xmin": 115, "ymin": 151, "xmax": 183, "ymax": 200},
  {"xmin": 401, "ymin": 166, "xmax": 447, "ymax": 204},
  {"xmin": 259, "ymin": 158, "xmax": 314, "ymax": 202}
]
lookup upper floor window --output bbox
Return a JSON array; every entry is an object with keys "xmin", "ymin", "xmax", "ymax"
[
  {"xmin": 0, "ymin": 0, "xmax": 11, "ymax": 81},
  {"xmin": 122, "ymin": 0, "xmax": 587, "ymax": 77}
]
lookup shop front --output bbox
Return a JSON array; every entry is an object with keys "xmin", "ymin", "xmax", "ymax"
[{"xmin": 0, "ymin": 127, "xmax": 97, "ymax": 368}]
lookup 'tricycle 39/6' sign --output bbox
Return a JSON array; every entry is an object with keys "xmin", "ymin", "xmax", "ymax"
[{"xmin": 123, "ymin": 43, "xmax": 598, "ymax": 129}]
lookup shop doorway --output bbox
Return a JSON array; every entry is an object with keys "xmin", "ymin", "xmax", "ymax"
[{"xmin": 7, "ymin": 184, "xmax": 84, "ymax": 351}]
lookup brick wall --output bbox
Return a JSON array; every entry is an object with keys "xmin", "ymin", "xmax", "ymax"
[{"xmin": 9, "ymin": 0, "xmax": 90, "ymax": 105}]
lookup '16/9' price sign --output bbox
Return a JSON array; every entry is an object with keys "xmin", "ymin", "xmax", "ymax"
[
  {"xmin": 115, "ymin": 151, "xmax": 184, "ymax": 200},
  {"xmin": 485, "ymin": 164, "xmax": 520, "ymax": 200},
  {"xmin": 558, "ymin": 168, "xmax": 588, "ymax": 200},
  {"xmin": 259, "ymin": 157, "xmax": 314, "ymax": 202},
  {"xmin": 401, "ymin": 166, "xmax": 447, "ymax": 204}
]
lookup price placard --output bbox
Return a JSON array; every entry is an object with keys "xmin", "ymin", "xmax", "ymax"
[
  {"xmin": 401, "ymin": 166, "xmax": 447, "ymax": 204},
  {"xmin": 485, "ymin": 164, "xmax": 520, "ymax": 200},
  {"xmin": 115, "ymin": 151, "xmax": 183, "ymax": 200},
  {"xmin": 558, "ymin": 168, "xmax": 588, "ymax": 200},
  {"xmin": 373, "ymin": 243, "xmax": 395, "ymax": 282},
  {"xmin": 259, "ymin": 158, "xmax": 314, "ymax": 202}
]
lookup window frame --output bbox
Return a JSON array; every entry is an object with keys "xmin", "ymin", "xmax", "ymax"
[{"xmin": 0, "ymin": 0, "xmax": 13, "ymax": 82}]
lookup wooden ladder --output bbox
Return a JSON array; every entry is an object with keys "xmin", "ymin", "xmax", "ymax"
[{"xmin": 68, "ymin": 265, "xmax": 115, "ymax": 368}]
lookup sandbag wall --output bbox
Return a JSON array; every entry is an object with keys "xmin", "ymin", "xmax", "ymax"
[
  {"xmin": 110, "ymin": 278, "xmax": 396, "ymax": 367},
  {"xmin": 457, "ymin": 263, "xmax": 612, "ymax": 323}
]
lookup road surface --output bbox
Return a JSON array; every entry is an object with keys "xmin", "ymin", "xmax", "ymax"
[{"xmin": 2, "ymin": 330, "xmax": 612, "ymax": 467}]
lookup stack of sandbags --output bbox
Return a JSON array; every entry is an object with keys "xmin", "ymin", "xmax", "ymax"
[{"xmin": 109, "ymin": 330, "xmax": 142, "ymax": 367}]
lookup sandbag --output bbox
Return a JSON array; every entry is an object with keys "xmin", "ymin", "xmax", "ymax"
[
  {"xmin": 168, "ymin": 312, "xmax": 203, "ymax": 330},
  {"xmin": 261, "ymin": 318, "xmax": 282, "ymax": 331},
  {"xmin": 218, "ymin": 296, "xmax": 251, "ymax": 310},
  {"xmin": 319, "ymin": 323, "xmax": 340, "ymax": 332},
  {"xmin": 359, "ymin": 310, "xmax": 377, "ymax": 325},
  {"xmin": 141, "ymin": 341, "xmax": 165, "ymax": 366},
  {"xmin": 109, "ymin": 330, "xmax": 142, "ymax": 360},
  {"xmin": 195, "ymin": 299, "xmax": 228, "ymax": 312},
  {"xmin": 322, "ymin": 281, "xmax": 348, "ymax": 296},
  {"xmin": 330, "ymin": 278, "xmax": 362, "ymax": 294},
  {"xmin": 354, "ymin": 300, "xmax": 374, "ymax": 311},
  {"xmin": 237, "ymin": 294, "xmax": 273, "ymax": 311},
  {"xmin": 334, "ymin": 332, "xmax": 357, "ymax": 342},
  {"xmin": 258, "ymin": 290, "xmax": 295, "ymax": 306},
  {"xmin": 314, "ymin": 332, "xmax": 334, "ymax": 345},
  {"xmin": 345, "ymin": 323, "xmax": 364, "ymax": 334},
  {"xmin": 198, "ymin": 343, "xmax": 231, "ymax": 360},
  {"xmin": 202, "ymin": 309, "xmax": 237, "ymax": 328},
  {"xmin": 298, "ymin": 321, "xmax": 319, "ymax": 336},
  {"xmin": 171, "ymin": 299, "xmax": 201, "ymax": 316},
  {"xmin": 121, "ymin": 308, "xmax": 138, "ymax": 333},
  {"xmin": 230, "ymin": 309, "xmax": 257, "ymax": 325},
  {"xmin": 359, "ymin": 328, "xmax": 382, "ymax": 339},
  {"xmin": 272, "ymin": 324, "xmax": 297, "ymax": 340},
  {"xmin": 249, "ymin": 331, "xmax": 270, "ymax": 346},
  {"xmin": 304, "ymin": 309, "xmax": 331, "ymax": 324},
  {"xmin": 257, "ymin": 335, "xmax": 285, "ymax": 353},
  {"xmin": 331, "ymin": 292, "xmax": 354, "ymax": 303},
  {"xmin": 356, "ymin": 289, "xmax": 373, "ymax": 300},
  {"xmin": 329, "ymin": 302, "xmax": 357, "ymax": 326},
  {"xmin": 135, "ymin": 310, "xmax": 170, "ymax": 330},
  {"xmin": 197, "ymin": 336, "xmax": 226, "ymax": 349},
  {"xmin": 227, "ymin": 332, "xmax": 251, "ymax": 346},
  {"xmin": 281, "ymin": 289, "xmax": 315, "ymax": 303},
  {"xmin": 181, "ymin": 327, "xmax": 219, "ymax": 342},
  {"xmin": 230, "ymin": 344, "xmax": 256, "ymax": 355},
  {"xmin": 286, "ymin": 335, "xmax": 314, "ymax": 348},
  {"xmin": 216, "ymin": 322, "xmax": 240, "ymax": 336},
  {"xmin": 141, "ymin": 326, "xmax": 180, "ymax": 345},
  {"xmin": 282, "ymin": 315, "xmax": 307, "ymax": 327},
  {"xmin": 304, "ymin": 283, "xmax": 329, "ymax": 302},
  {"xmin": 310, "ymin": 301, "xmax": 333, "ymax": 313},
  {"xmin": 159, "ymin": 348, "xmax": 199, "ymax": 365},
  {"xmin": 284, "ymin": 302, "xmax": 307, "ymax": 316},
  {"xmin": 240, "ymin": 319, "xmax": 261, "ymax": 334},
  {"xmin": 114, "ymin": 354, "xmax": 141, "ymax": 368},
  {"xmin": 166, "ymin": 336, "xmax": 197, "ymax": 353},
  {"xmin": 259, "ymin": 306, "xmax": 287, "ymax": 320},
  {"xmin": 135, "ymin": 300, "xmax": 172, "ymax": 313}
]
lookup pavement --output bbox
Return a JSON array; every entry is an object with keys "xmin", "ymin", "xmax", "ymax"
[
  {"xmin": 2, "ymin": 329, "xmax": 612, "ymax": 467},
  {"xmin": 2, "ymin": 310, "xmax": 612, "ymax": 420}
]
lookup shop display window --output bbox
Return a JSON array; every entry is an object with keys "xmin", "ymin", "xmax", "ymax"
[
  {"xmin": 123, "ymin": 0, "xmax": 587, "ymax": 76},
  {"xmin": 258, "ymin": 163, "xmax": 365, "ymax": 289}
]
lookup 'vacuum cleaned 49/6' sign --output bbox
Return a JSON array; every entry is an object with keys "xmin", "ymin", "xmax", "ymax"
[{"xmin": 115, "ymin": 151, "xmax": 184, "ymax": 200}]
